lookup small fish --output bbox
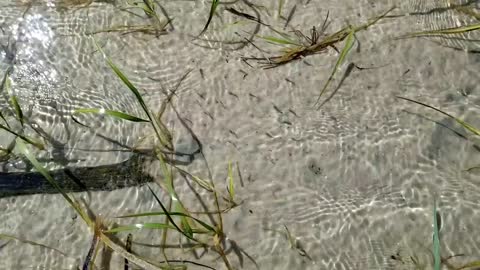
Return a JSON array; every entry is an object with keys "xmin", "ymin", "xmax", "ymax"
[{"xmin": 228, "ymin": 91, "xmax": 239, "ymax": 98}]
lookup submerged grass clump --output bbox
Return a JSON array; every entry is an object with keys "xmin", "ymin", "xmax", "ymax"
[{"xmin": 3, "ymin": 36, "xmax": 244, "ymax": 269}]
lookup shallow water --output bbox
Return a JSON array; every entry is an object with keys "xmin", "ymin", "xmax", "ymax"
[{"xmin": 0, "ymin": 0, "xmax": 480, "ymax": 269}]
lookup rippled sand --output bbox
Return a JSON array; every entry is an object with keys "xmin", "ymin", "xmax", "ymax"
[{"xmin": 0, "ymin": 0, "xmax": 480, "ymax": 269}]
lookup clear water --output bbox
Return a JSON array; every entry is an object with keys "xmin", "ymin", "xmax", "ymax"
[{"xmin": 0, "ymin": 0, "xmax": 480, "ymax": 269}]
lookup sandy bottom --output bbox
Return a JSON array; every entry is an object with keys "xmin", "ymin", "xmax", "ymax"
[{"xmin": 1, "ymin": 0, "xmax": 480, "ymax": 269}]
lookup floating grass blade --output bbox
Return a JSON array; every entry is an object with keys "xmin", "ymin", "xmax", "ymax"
[
  {"xmin": 85, "ymin": 25, "xmax": 167, "ymax": 36},
  {"xmin": 455, "ymin": 6, "xmax": 480, "ymax": 21},
  {"xmin": 136, "ymin": 0, "xmax": 166, "ymax": 30},
  {"xmin": 146, "ymin": 185, "xmax": 197, "ymax": 241},
  {"xmin": 398, "ymin": 22, "xmax": 480, "ymax": 39},
  {"xmin": 141, "ymin": 0, "xmax": 156, "ymax": 17},
  {"xmin": 174, "ymin": 166, "xmax": 215, "ymax": 192},
  {"xmin": 282, "ymin": 224, "xmax": 311, "ymax": 260},
  {"xmin": 0, "ymin": 74, "xmax": 43, "ymax": 149},
  {"xmin": 90, "ymin": 239, "xmax": 102, "ymax": 270},
  {"xmin": 126, "ymin": 0, "xmax": 154, "ymax": 16},
  {"xmin": 354, "ymin": 6, "xmax": 396, "ymax": 32},
  {"xmin": 190, "ymin": 174, "xmax": 215, "ymax": 192},
  {"xmin": 93, "ymin": 39, "xmax": 173, "ymax": 150},
  {"xmin": 284, "ymin": 5, "xmax": 296, "ymax": 29},
  {"xmin": 0, "ymin": 123, "xmax": 44, "ymax": 150},
  {"xmin": 74, "ymin": 108, "xmax": 149, "ymax": 122},
  {"xmin": 94, "ymin": 41, "xmax": 145, "ymax": 103},
  {"xmin": 396, "ymin": 96, "xmax": 480, "ymax": 136},
  {"xmin": 284, "ymin": 225, "xmax": 295, "ymax": 248},
  {"xmin": 227, "ymin": 161, "xmax": 235, "ymax": 203},
  {"xmin": 314, "ymin": 28, "xmax": 355, "ymax": 108},
  {"xmin": 222, "ymin": 20, "xmax": 251, "ymax": 30},
  {"xmin": 198, "ymin": 0, "xmax": 220, "ymax": 36},
  {"xmin": 433, "ymin": 199, "xmax": 441, "ymax": 270},
  {"xmin": 316, "ymin": 62, "xmax": 356, "ymax": 109},
  {"xmin": 105, "ymin": 223, "xmax": 176, "ymax": 234},
  {"xmin": 225, "ymin": 7, "xmax": 266, "ymax": 26}
]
